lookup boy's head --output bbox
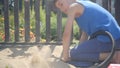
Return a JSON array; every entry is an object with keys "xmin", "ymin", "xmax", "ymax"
[
  {"xmin": 54, "ymin": 0, "xmax": 69, "ymax": 14},
  {"xmin": 53, "ymin": 0, "xmax": 58, "ymax": 4}
]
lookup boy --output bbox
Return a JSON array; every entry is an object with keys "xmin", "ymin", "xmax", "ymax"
[{"xmin": 54, "ymin": 0, "xmax": 120, "ymax": 67}]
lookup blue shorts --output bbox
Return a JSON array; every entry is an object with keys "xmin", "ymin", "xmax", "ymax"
[{"xmin": 69, "ymin": 38, "xmax": 120, "ymax": 67}]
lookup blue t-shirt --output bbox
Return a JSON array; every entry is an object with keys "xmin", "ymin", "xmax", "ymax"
[{"xmin": 75, "ymin": 0, "xmax": 120, "ymax": 42}]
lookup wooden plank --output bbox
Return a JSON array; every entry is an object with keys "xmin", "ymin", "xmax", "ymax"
[
  {"xmin": 14, "ymin": 0, "xmax": 19, "ymax": 42},
  {"xmin": 46, "ymin": 0, "xmax": 51, "ymax": 42},
  {"xmin": 4, "ymin": 0, "xmax": 9, "ymax": 42},
  {"xmin": 34, "ymin": 0, "xmax": 40, "ymax": 42},
  {"xmin": 24, "ymin": 0, "xmax": 30, "ymax": 42}
]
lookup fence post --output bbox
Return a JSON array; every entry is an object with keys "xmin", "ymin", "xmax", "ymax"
[
  {"xmin": 115, "ymin": 0, "xmax": 120, "ymax": 26},
  {"xmin": 19, "ymin": 0, "xmax": 22, "ymax": 11},
  {"xmin": 4, "ymin": 0, "xmax": 10, "ymax": 42},
  {"xmin": 24, "ymin": 0, "xmax": 30, "ymax": 42},
  {"xmin": 46, "ymin": 0, "xmax": 51, "ymax": 43},
  {"xmin": 34, "ymin": 0, "xmax": 41, "ymax": 42},
  {"xmin": 91, "ymin": 0, "xmax": 96, "ymax": 2},
  {"xmin": 57, "ymin": 9, "xmax": 62, "ymax": 43},
  {"xmin": 14, "ymin": 0, "xmax": 19, "ymax": 42},
  {"xmin": 108, "ymin": 0, "xmax": 111, "ymax": 12}
]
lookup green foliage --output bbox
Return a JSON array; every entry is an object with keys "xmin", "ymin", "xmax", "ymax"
[
  {"xmin": 40, "ymin": 7, "xmax": 46, "ymax": 39},
  {"xmin": 0, "ymin": 15, "xmax": 4, "ymax": 42},
  {"xmin": 73, "ymin": 22, "xmax": 80, "ymax": 40},
  {"xmin": 50, "ymin": 12, "xmax": 58, "ymax": 40}
]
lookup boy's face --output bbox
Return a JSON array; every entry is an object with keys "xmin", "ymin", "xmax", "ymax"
[{"xmin": 55, "ymin": 0, "xmax": 69, "ymax": 14}]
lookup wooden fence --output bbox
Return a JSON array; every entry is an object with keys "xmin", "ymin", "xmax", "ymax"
[{"xmin": 0, "ymin": 0, "xmax": 119, "ymax": 47}]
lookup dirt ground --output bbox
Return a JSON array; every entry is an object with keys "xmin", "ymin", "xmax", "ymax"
[{"xmin": 0, "ymin": 45, "xmax": 76, "ymax": 68}]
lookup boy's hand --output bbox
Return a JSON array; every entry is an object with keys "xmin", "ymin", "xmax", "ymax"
[
  {"xmin": 61, "ymin": 57, "xmax": 71, "ymax": 62},
  {"xmin": 61, "ymin": 50, "xmax": 71, "ymax": 62}
]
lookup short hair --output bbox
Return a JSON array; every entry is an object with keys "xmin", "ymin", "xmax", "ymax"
[
  {"xmin": 53, "ymin": 0, "xmax": 58, "ymax": 7},
  {"xmin": 53, "ymin": 0, "xmax": 58, "ymax": 4}
]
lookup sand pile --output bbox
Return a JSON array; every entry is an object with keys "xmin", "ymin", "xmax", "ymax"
[{"xmin": 0, "ymin": 45, "xmax": 75, "ymax": 68}]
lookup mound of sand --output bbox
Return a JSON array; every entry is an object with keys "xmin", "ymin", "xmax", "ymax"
[{"xmin": 0, "ymin": 45, "xmax": 76, "ymax": 68}]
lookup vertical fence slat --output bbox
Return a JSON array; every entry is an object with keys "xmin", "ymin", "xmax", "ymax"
[
  {"xmin": 115, "ymin": 0, "xmax": 120, "ymax": 26},
  {"xmin": 24, "ymin": 0, "xmax": 30, "ymax": 42},
  {"xmin": 102, "ymin": 0, "xmax": 109, "ymax": 10},
  {"xmin": 46, "ymin": 0, "xmax": 51, "ymax": 42},
  {"xmin": 19, "ymin": 0, "xmax": 23, "ymax": 11},
  {"xmin": 4, "ymin": 0, "xmax": 9, "ymax": 42},
  {"xmin": 91, "ymin": 0, "xmax": 96, "ymax": 2},
  {"xmin": 14, "ymin": 0, "xmax": 19, "ymax": 42},
  {"xmin": 34, "ymin": 0, "xmax": 40, "ymax": 42},
  {"xmin": 57, "ymin": 9, "xmax": 62, "ymax": 43},
  {"xmin": 108, "ymin": 0, "xmax": 111, "ymax": 12},
  {"xmin": 30, "ymin": 0, "xmax": 33, "ymax": 10}
]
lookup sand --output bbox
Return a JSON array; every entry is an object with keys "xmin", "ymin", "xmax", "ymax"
[{"xmin": 0, "ymin": 45, "xmax": 76, "ymax": 68}]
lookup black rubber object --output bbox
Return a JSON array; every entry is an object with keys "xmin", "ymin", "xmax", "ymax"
[{"xmin": 88, "ymin": 30, "xmax": 116, "ymax": 68}]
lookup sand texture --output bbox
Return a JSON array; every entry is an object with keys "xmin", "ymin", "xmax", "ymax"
[{"xmin": 0, "ymin": 45, "xmax": 76, "ymax": 68}]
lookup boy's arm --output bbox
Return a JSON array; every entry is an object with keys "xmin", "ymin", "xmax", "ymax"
[
  {"xmin": 62, "ymin": 9, "xmax": 74, "ymax": 62},
  {"xmin": 62, "ymin": 3, "xmax": 84, "ymax": 62}
]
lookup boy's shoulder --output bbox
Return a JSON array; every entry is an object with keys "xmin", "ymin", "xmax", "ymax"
[{"xmin": 68, "ymin": 3, "xmax": 84, "ymax": 17}]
